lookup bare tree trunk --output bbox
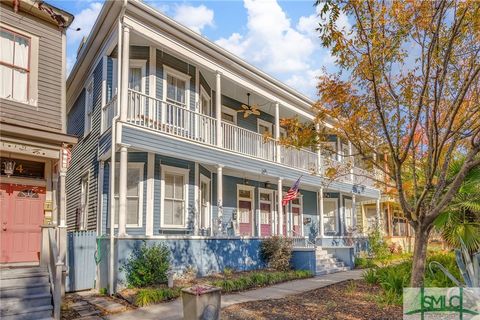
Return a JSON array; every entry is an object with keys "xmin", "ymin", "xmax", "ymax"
[{"xmin": 410, "ymin": 225, "xmax": 431, "ymax": 287}]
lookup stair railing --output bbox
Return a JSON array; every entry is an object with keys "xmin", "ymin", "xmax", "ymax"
[
  {"xmin": 48, "ymin": 228, "xmax": 63, "ymax": 320},
  {"xmin": 290, "ymin": 229, "xmax": 316, "ymax": 248}
]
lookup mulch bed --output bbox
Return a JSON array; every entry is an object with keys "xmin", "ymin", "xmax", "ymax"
[{"xmin": 222, "ymin": 279, "xmax": 403, "ymax": 320}]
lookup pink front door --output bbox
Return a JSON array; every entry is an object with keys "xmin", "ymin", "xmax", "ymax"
[
  {"xmin": 292, "ymin": 206, "xmax": 301, "ymax": 234},
  {"xmin": 282, "ymin": 206, "xmax": 287, "ymax": 235},
  {"xmin": 0, "ymin": 184, "xmax": 45, "ymax": 264},
  {"xmin": 260, "ymin": 202, "xmax": 271, "ymax": 237},
  {"xmin": 238, "ymin": 200, "xmax": 253, "ymax": 236}
]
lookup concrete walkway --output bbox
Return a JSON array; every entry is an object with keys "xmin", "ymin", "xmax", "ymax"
[{"xmin": 107, "ymin": 269, "xmax": 364, "ymax": 320}]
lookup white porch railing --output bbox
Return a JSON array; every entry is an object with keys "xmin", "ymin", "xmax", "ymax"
[
  {"xmin": 221, "ymin": 122, "xmax": 276, "ymax": 161},
  {"xmin": 280, "ymin": 146, "xmax": 317, "ymax": 172},
  {"xmin": 48, "ymin": 228, "xmax": 62, "ymax": 320},
  {"xmin": 125, "ymin": 89, "xmax": 377, "ymax": 186},
  {"xmin": 102, "ymin": 95, "xmax": 117, "ymax": 131},
  {"xmin": 127, "ymin": 89, "xmax": 217, "ymax": 146},
  {"xmin": 353, "ymin": 167, "xmax": 376, "ymax": 188}
]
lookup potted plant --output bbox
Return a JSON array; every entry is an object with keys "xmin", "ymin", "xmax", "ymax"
[{"xmin": 182, "ymin": 284, "xmax": 221, "ymax": 320}]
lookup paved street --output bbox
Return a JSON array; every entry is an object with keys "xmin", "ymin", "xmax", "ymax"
[{"xmin": 107, "ymin": 269, "xmax": 364, "ymax": 320}]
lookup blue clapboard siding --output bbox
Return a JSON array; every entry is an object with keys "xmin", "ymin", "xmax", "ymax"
[
  {"xmin": 121, "ymin": 124, "xmax": 380, "ymax": 199},
  {"xmin": 66, "ymin": 231, "xmax": 97, "ymax": 292},
  {"xmin": 97, "ymin": 238, "xmax": 266, "ymax": 286},
  {"xmin": 66, "ymin": 58, "xmax": 104, "ymax": 231}
]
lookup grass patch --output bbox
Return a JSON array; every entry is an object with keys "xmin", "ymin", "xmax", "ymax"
[
  {"xmin": 135, "ymin": 287, "xmax": 181, "ymax": 307},
  {"xmin": 210, "ymin": 270, "xmax": 313, "ymax": 293}
]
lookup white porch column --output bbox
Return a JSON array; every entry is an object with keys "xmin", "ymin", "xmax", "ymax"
[
  {"xmin": 376, "ymin": 198, "xmax": 381, "ymax": 230},
  {"xmin": 215, "ymin": 72, "xmax": 222, "ymax": 147},
  {"xmin": 352, "ymin": 194, "xmax": 357, "ymax": 228},
  {"xmin": 58, "ymin": 167, "xmax": 67, "ymax": 297},
  {"xmin": 315, "ymin": 123, "xmax": 322, "ymax": 175},
  {"xmin": 277, "ymin": 178, "xmax": 283, "ymax": 236},
  {"xmin": 349, "ymin": 141, "xmax": 354, "ymax": 182},
  {"xmin": 120, "ymin": 25, "xmax": 130, "ymax": 122},
  {"xmin": 274, "ymin": 102, "xmax": 281, "ymax": 163},
  {"xmin": 118, "ymin": 145, "xmax": 128, "ymax": 236},
  {"xmin": 319, "ymin": 187, "xmax": 325, "ymax": 238},
  {"xmin": 216, "ymin": 165, "xmax": 223, "ymax": 233},
  {"xmin": 336, "ymin": 137, "xmax": 342, "ymax": 162},
  {"xmin": 145, "ymin": 153, "xmax": 155, "ymax": 236}
]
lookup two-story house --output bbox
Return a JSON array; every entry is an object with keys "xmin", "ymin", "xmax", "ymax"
[
  {"xmin": 0, "ymin": 0, "xmax": 75, "ymax": 319},
  {"xmin": 66, "ymin": 0, "xmax": 381, "ymax": 292}
]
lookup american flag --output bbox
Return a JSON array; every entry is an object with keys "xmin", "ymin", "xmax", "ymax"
[{"xmin": 282, "ymin": 176, "xmax": 302, "ymax": 206}]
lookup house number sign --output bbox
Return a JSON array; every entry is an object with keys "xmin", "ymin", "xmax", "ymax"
[{"xmin": 0, "ymin": 141, "xmax": 59, "ymax": 159}]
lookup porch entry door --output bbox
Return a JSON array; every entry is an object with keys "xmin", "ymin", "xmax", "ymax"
[
  {"xmin": 238, "ymin": 200, "xmax": 253, "ymax": 236},
  {"xmin": 199, "ymin": 176, "xmax": 210, "ymax": 231},
  {"xmin": 0, "ymin": 184, "xmax": 45, "ymax": 264},
  {"xmin": 259, "ymin": 191, "xmax": 273, "ymax": 237}
]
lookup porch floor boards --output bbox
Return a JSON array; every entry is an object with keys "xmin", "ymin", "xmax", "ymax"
[{"xmin": 106, "ymin": 269, "xmax": 364, "ymax": 320}]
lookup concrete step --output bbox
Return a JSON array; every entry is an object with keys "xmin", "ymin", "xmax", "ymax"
[
  {"xmin": 0, "ymin": 305, "xmax": 53, "ymax": 320},
  {"xmin": 0, "ymin": 273, "xmax": 49, "ymax": 288},
  {"xmin": 0, "ymin": 267, "xmax": 47, "ymax": 277},
  {"xmin": 0, "ymin": 282, "xmax": 51, "ymax": 298},
  {"xmin": 315, "ymin": 266, "xmax": 349, "ymax": 276},
  {"xmin": 1, "ymin": 293, "xmax": 52, "ymax": 315}
]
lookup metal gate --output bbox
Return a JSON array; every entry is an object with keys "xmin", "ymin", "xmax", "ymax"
[{"xmin": 66, "ymin": 231, "xmax": 97, "ymax": 292}]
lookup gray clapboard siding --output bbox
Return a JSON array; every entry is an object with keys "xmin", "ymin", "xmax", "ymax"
[
  {"xmin": 66, "ymin": 59, "xmax": 104, "ymax": 231},
  {"xmin": 0, "ymin": 2, "xmax": 63, "ymax": 132}
]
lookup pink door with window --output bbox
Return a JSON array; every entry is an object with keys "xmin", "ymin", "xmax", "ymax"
[
  {"xmin": 260, "ymin": 202, "xmax": 271, "ymax": 236},
  {"xmin": 282, "ymin": 206, "xmax": 287, "ymax": 235},
  {"xmin": 239, "ymin": 200, "xmax": 253, "ymax": 236},
  {"xmin": 0, "ymin": 184, "xmax": 45, "ymax": 264}
]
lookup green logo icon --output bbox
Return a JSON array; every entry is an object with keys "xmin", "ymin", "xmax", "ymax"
[{"xmin": 403, "ymin": 287, "xmax": 480, "ymax": 319}]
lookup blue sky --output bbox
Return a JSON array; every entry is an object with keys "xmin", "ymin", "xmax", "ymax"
[{"xmin": 49, "ymin": 0, "xmax": 349, "ymax": 98}]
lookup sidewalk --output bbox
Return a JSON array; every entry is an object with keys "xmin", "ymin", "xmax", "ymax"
[{"xmin": 106, "ymin": 269, "xmax": 363, "ymax": 320}]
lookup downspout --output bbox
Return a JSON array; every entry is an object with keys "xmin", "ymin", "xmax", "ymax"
[{"xmin": 109, "ymin": 1, "xmax": 127, "ymax": 294}]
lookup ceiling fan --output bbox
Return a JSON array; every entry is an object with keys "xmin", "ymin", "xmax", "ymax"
[{"xmin": 238, "ymin": 93, "xmax": 260, "ymax": 118}]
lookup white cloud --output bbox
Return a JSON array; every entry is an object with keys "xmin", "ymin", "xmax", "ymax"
[
  {"xmin": 173, "ymin": 4, "xmax": 214, "ymax": 34},
  {"xmin": 216, "ymin": 0, "xmax": 315, "ymax": 74},
  {"xmin": 66, "ymin": 2, "xmax": 102, "ymax": 75},
  {"xmin": 285, "ymin": 68, "xmax": 323, "ymax": 98}
]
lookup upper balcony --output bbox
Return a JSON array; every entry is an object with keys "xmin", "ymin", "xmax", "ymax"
[{"xmin": 98, "ymin": 12, "xmax": 379, "ymax": 190}]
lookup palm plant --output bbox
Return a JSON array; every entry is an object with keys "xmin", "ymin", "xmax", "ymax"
[{"xmin": 434, "ymin": 158, "xmax": 480, "ymax": 253}]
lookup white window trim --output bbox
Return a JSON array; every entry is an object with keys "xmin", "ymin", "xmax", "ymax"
[
  {"xmin": 291, "ymin": 194, "xmax": 303, "ymax": 236},
  {"xmin": 199, "ymin": 174, "xmax": 211, "ymax": 230},
  {"xmin": 199, "ymin": 85, "xmax": 211, "ymax": 116},
  {"xmin": 221, "ymin": 105, "xmax": 237, "ymax": 125},
  {"xmin": 258, "ymin": 188, "xmax": 274, "ymax": 237},
  {"xmin": 162, "ymin": 64, "xmax": 191, "ymax": 107},
  {"xmin": 257, "ymin": 119, "xmax": 273, "ymax": 134},
  {"xmin": 323, "ymin": 198, "xmax": 339, "ymax": 233},
  {"xmin": 84, "ymin": 77, "xmax": 94, "ymax": 136},
  {"xmin": 79, "ymin": 171, "xmax": 90, "ymax": 230},
  {"xmin": 236, "ymin": 184, "xmax": 255, "ymax": 236},
  {"xmin": 129, "ymin": 59, "xmax": 147, "ymax": 93},
  {"xmin": 160, "ymin": 164, "xmax": 190, "ymax": 229},
  {"xmin": 114, "ymin": 162, "xmax": 144, "ymax": 228},
  {"xmin": 0, "ymin": 23, "xmax": 39, "ymax": 106}
]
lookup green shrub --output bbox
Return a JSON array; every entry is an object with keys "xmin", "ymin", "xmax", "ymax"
[
  {"xmin": 135, "ymin": 287, "xmax": 181, "ymax": 306},
  {"xmin": 368, "ymin": 228, "xmax": 391, "ymax": 260},
  {"xmin": 425, "ymin": 252, "xmax": 461, "ymax": 287},
  {"xmin": 355, "ymin": 257, "xmax": 375, "ymax": 269},
  {"xmin": 362, "ymin": 268, "xmax": 379, "ymax": 284},
  {"xmin": 260, "ymin": 236, "xmax": 293, "ymax": 271},
  {"xmin": 121, "ymin": 241, "xmax": 171, "ymax": 288}
]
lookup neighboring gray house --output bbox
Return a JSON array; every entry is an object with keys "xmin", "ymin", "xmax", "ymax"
[
  {"xmin": 66, "ymin": 0, "xmax": 381, "ymax": 293},
  {"xmin": 0, "ymin": 1, "xmax": 75, "ymax": 319}
]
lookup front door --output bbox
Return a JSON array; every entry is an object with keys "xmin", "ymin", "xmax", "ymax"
[
  {"xmin": 238, "ymin": 186, "xmax": 253, "ymax": 236},
  {"xmin": 199, "ymin": 176, "xmax": 210, "ymax": 232},
  {"xmin": 259, "ymin": 191, "xmax": 273, "ymax": 237},
  {"xmin": 0, "ymin": 184, "xmax": 45, "ymax": 263},
  {"xmin": 292, "ymin": 206, "xmax": 301, "ymax": 235}
]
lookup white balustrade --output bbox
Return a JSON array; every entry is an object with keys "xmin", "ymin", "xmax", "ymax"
[{"xmin": 280, "ymin": 146, "xmax": 317, "ymax": 172}]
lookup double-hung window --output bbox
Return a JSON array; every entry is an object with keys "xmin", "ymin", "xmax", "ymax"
[
  {"xmin": 114, "ymin": 163, "xmax": 144, "ymax": 227},
  {"xmin": 84, "ymin": 78, "xmax": 94, "ymax": 135},
  {"xmin": 164, "ymin": 66, "xmax": 189, "ymax": 108},
  {"xmin": 161, "ymin": 165, "xmax": 189, "ymax": 228},
  {"xmin": 0, "ymin": 27, "xmax": 30, "ymax": 103}
]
